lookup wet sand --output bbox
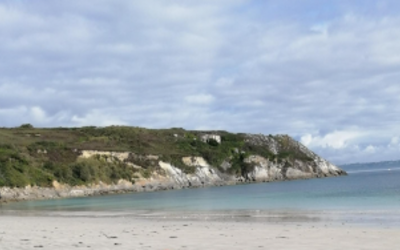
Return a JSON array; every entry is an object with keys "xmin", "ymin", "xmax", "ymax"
[{"xmin": 0, "ymin": 213, "xmax": 399, "ymax": 250}]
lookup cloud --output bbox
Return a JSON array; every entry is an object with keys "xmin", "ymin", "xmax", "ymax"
[
  {"xmin": 364, "ymin": 145, "xmax": 376, "ymax": 154},
  {"xmin": 389, "ymin": 136, "xmax": 399, "ymax": 147},
  {"xmin": 71, "ymin": 109, "xmax": 127, "ymax": 127},
  {"xmin": 1, "ymin": 1, "xmax": 400, "ymax": 164},
  {"xmin": 184, "ymin": 94, "xmax": 215, "ymax": 105},
  {"xmin": 310, "ymin": 22, "xmax": 330, "ymax": 36},
  {"xmin": 307, "ymin": 138, "xmax": 400, "ymax": 165},
  {"xmin": 301, "ymin": 130, "xmax": 363, "ymax": 149}
]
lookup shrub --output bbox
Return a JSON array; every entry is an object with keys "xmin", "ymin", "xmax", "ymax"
[
  {"xmin": 19, "ymin": 123, "xmax": 34, "ymax": 129},
  {"xmin": 141, "ymin": 169, "xmax": 152, "ymax": 178},
  {"xmin": 0, "ymin": 162, "xmax": 30, "ymax": 187},
  {"xmin": 54, "ymin": 164, "xmax": 73, "ymax": 183},
  {"xmin": 160, "ymin": 155, "xmax": 195, "ymax": 174},
  {"xmin": 207, "ymin": 139, "xmax": 219, "ymax": 147}
]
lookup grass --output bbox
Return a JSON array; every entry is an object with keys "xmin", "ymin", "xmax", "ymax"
[{"xmin": 0, "ymin": 126, "xmax": 314, "ymax": 187}]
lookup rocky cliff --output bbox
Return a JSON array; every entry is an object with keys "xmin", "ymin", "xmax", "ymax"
[{"xmin": 0, "ymin": 127, "xmax": 346, "ymax": 203}]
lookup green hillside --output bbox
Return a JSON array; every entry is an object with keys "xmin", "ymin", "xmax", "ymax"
[{"xmin": 0, "ymin": 125, "xmax": 313, "ymax": 188}]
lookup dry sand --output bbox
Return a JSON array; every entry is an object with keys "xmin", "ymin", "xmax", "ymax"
[{"xmin": 0, "ymin": 213, "xmax": 399, "ymax": 250}]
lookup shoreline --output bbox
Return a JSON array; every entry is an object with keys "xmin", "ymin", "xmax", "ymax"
[
  {"xmin": 0, "ymin": 181, "xmax": 231, "ymax": 204},
  {"xmin": 2, "ymin": 206, "xmax": 400, "ymax": 229},
  {"xmin": 0, "ymin": 212, "xmax": 399, "ymax": 250},
  {"xmin": 0, "ymin": 174, "xmax": 343, "ymax": 204}
]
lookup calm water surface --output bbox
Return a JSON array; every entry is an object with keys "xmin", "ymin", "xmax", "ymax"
[{"xmin": 2, "ymin": 164, "xmax": 399, "ymax": 215}]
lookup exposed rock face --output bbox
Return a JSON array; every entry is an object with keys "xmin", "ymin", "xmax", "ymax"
[
  {"xmin": 0, "ymin": 134, "xmax": 346, "ymax": 203},
  {"xmin": 158, "ymin": 160, "xmax": 226, "ymax": 188},
  {"xmin": 200, "ymin": 134, "xmax": 221, "ymax": 144},
  {"xmin": 243, "ymin": 154, "xmax": 343, "ymax": 182},
  {"xmin": 0, "ymin": 181, "xmax": 139, "ymax": 202},
  {"xmin": 243, "ymin": 134, "xmax": 346, "ymax": 179},
  {"xmin": 79, "ymin": 150, "xmax": 131, "ymax": 162},
  {"xmin": 182, "ymin": 157, "xmax": 209, "ymax": 167}
]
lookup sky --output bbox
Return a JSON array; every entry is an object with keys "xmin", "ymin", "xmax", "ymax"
[{"xmin": 1, "ymin": 0, "xmax": 400, "ymax": 164}]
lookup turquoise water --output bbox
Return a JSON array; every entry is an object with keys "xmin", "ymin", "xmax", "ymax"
[{"xmin": 1, "ymin": 164, "xmax": 400, "ymax": 214}]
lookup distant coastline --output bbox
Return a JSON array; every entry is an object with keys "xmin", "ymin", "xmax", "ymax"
[{"xmin": 340, "ymin": 160, "xmax": 400, "ymax": 168}]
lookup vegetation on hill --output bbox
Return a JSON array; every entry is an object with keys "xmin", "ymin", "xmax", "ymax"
[{"xmin": 0, "ymin": 125, "xmax": 314, "ymax": 188}]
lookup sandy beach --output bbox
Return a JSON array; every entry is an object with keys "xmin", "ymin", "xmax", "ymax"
[{"xmin": 0, "ymin": 212, "xmax": 399, "ymax": 250}]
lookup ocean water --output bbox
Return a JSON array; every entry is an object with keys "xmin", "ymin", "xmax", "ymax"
[{"xmin": 1, "ymin": 164, "xmax": 400, "ymax": 222}]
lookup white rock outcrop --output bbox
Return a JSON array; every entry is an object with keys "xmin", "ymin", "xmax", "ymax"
[
  {"xmin": 200, "ymin": 134, "xmax": 221, "ymax": 144},
  {"xmin": 182, "ymin": 157, "xmax": 209, "ymax": 167},
  {"xmin": 79, "ymin": 150, "xmax": 130, "ymax": 162},
  {"xmin": 158, "ymin": 160, "xmax": 223, "ymax": 187}
]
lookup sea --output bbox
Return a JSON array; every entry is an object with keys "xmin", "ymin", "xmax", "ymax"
[{"xmin": 1, "ymin": 162, "xmax": 400, "ymax": 227}]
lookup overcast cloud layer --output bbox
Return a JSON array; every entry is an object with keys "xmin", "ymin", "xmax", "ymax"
[{"xmin": 1, "ymin": 0, "xmax": 400, "ymax": 164}]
